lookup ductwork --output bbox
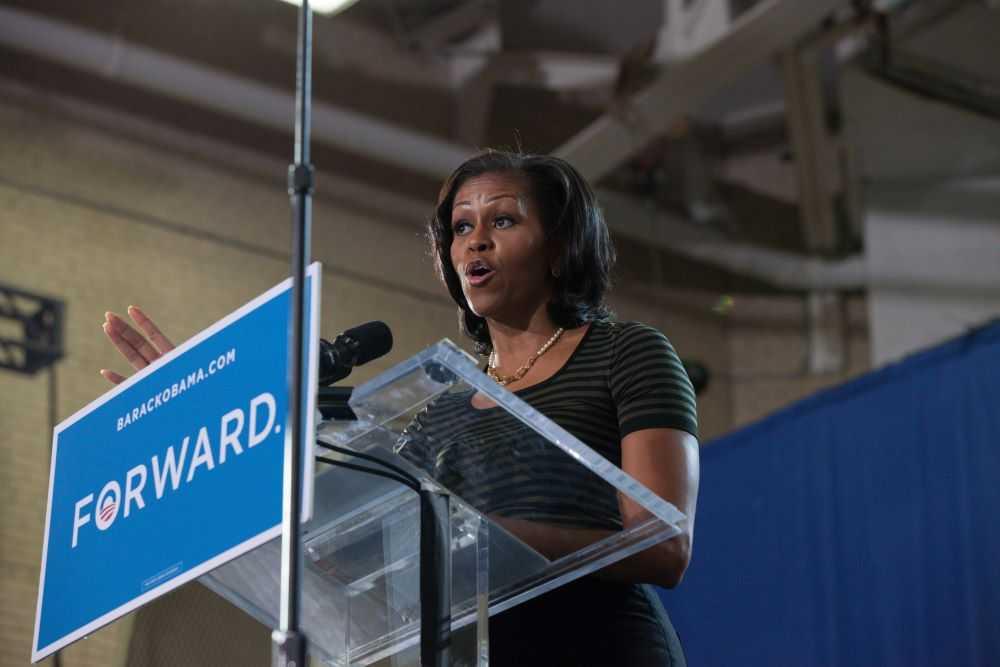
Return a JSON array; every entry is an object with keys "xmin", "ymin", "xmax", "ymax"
[{"xmin": 0, "ymin": 6, "xmax": 471, "ymax": 179}]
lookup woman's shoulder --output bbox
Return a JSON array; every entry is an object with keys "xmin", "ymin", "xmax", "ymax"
[
  {"xmin": 601, "ymin": 320, "xmax": 698, "ymax": 437},
  {"xmin": 575, "ymin": 321, "xmax": 680, "ymax": 373},
  {"xmin": 593, "ymin": 319, "xmax": 675, "ymax": 348},
  {"xmin": 593, "ymin": 320, "xmax": 683, "ymax": 376}
]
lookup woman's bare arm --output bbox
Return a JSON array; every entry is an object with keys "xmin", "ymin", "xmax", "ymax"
[
  {"xmin": 614, "ymin": 427, "xmax": 699, "ymax": 588},
  {"xmin": 492, "ymin": 427, "xmax": 699, "ymax": 588}
]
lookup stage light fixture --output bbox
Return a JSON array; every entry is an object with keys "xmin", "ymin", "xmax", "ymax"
[{"xmin": 276, "ymin": 0, "xmax": 361, "ymax": 16}]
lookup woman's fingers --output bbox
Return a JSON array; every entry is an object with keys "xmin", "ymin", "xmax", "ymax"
[
  {"xmin": 127, "ymin": 305, "xmax": 175, "ymax": 354},
  {"xmin": 100, "ymin": 307, "xmax": 175, "ymax": 385},
  {"xmin": 102, "ymin": 318, "xmax": 147, "ymax": 371},
  {"xmin": 100, "ymin": 368, "xmax": 126, "ymax": 385},
  {"xmin": 112, "ymin": 314, "xmax": 163, "ymax": 363},
  {"xmin": 103, "ymin": 312, "xmax": 158, "ymax": 369}
]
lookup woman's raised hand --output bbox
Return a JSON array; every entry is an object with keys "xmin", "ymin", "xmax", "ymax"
[{"xmin": 100, "ymin": 306, "xmax": 175, "ymax": 385}]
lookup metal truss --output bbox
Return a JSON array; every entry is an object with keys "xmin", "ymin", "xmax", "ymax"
[{"xmin": 0, "ymin": 283, "xmax": 64, "ymax": 375}]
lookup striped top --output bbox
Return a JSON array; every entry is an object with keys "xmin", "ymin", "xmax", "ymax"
[{"xmin": 398, "ymin": 320, "xmax": 698, "ymax": 531}]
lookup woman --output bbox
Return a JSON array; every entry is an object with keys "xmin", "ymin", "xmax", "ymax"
[{"xmin": 101, "ymin": 150, "xmax": 700, "ymax": 666}]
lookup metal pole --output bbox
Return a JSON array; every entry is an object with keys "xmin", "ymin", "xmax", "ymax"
[
  {"xmin": 48, "ymin": 364, "xmax": 63, "ymax": 667},
  {"xmin": 273, "ymin": 0, "xmax": 313, "ymax": 665}
]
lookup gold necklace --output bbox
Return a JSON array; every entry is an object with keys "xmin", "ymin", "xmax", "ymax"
[{"xmin": 487, "ymin": 327, "xmax": 565, "ymax": 386}]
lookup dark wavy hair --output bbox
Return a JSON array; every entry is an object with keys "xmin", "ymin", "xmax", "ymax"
[{"xmin": 428, "ymin": 150, "xmax": 616, "ymax": 354}]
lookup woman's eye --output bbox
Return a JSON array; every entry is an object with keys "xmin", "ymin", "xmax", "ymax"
[
  {"xmin": 452, "ymin": 221, "xmax": 472, "ymax": 235},
  {"xmin": 493, "ymin": 216, "xmax": 515, "ymax": 229}
]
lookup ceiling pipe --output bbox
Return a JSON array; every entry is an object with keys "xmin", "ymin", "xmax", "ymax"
[
  {"xmin": 595, "ymin": 190, "xmax": 876, "ymax": 292},
  {"xmin": 0, "ymin": 6, "xmax": 471, "ymax": 179},
  {"xmin": 672, "ymin": 241, "xmax": 867, "ymax": 290},
  {"xmin": 665, "ymin": 237, "xmax": 1000, "ymax": 296}
]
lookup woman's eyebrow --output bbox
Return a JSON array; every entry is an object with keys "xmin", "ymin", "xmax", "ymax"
[{"xmin": 453, "ymin": 193, "xmax": 520, "ymax": 208}]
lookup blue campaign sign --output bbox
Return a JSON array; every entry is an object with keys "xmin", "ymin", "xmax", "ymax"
[{"xmin": 32, "ymin": 263, "xmax": 321, "ymax": 662}]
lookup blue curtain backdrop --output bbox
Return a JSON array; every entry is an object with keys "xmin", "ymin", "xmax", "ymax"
[{"xmin": 659, "ymin": 320, "xmax": 1000, "ymax": 666}]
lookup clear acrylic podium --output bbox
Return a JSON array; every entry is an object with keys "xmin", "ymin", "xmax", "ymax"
[{"xmin": 201, "ymin": 340, "xmax": 685, "ymax": 666}]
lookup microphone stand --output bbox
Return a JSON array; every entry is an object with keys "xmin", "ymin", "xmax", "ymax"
[
  {"xmin": 272, "ymin": 3, "xmax": 452, "ymax": 665},
  {"xmin": 273, "ymin": 0, "xmax": 312, "ymax": 665}
]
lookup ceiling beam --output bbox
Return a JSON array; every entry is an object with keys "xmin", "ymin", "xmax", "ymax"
[
  {"xmin": 554, "ymin": 0, "xmax": 847, "ymax": 183},
  {"xmin": 781, "ymin": 47, "xmax": 840, "ymax": 254}
]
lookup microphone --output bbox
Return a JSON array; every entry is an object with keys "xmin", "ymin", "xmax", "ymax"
[{"xmin": 318, "ymin": 321, "xmax": 393, "ymax": 386}]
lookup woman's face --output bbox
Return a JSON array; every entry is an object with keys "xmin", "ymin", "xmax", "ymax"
[{"xmin": 449, "ymin": 171, "xmax": 553, "ymax": 324}]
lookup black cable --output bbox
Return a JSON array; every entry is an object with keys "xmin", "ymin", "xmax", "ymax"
[
  {"xmin": 315, "ymin": 440, "xmax": 420, "ymax": 489},
  {"xmin": 420, "ymin": 487, "xmax": 452, "ymax": 667},
  {"xmin": 314, "ymin": 442, "xmax": 450, "ymax": 664},
  {"xmin": 314, "ymin": 455, "xmax": 419, "ymax": 492}
]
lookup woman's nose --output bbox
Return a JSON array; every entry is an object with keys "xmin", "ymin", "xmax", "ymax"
[{"xmin": 467, "ymin": 228, "xmax": 492, "ymax": 251}]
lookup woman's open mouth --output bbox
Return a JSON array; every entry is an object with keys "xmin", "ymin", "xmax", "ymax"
[{"xmin": 465, "ymin": 260, "xmax": 496, "ymax": 286}]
